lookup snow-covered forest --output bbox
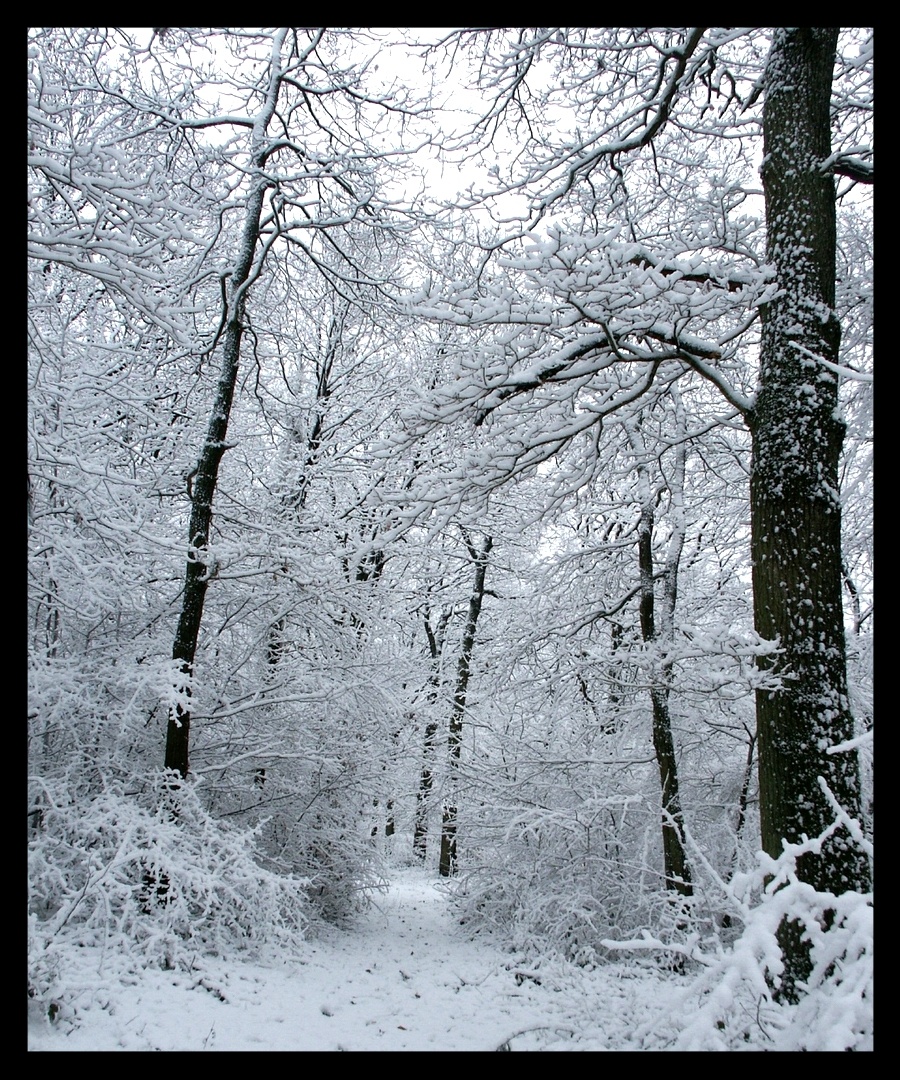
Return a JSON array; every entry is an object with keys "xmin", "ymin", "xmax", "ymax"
[{"xmin": 27, "ymin": 28, "xmax": 872, "ymax": 1051}]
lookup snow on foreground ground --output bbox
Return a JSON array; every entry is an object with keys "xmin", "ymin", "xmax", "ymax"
[{"xmin": 29, "ymin": 866, "xmax": 680, "ymax": 1052}]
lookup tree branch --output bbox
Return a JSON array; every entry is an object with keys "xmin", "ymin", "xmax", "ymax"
[{"xmin": 825, "ymin": 154, "xmax": 873, "ymax": 184}]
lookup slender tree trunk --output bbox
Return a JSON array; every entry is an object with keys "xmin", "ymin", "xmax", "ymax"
[
  {"xmin": 265, "ymin": 303, "xmax": 341, "ymax": 673},
  {"xmin": 632, "ymin": 420, "xmax": 692, "ymax": 898},
  {"xmin": 734, "ymin": 729, "xmax": 756, "ymax": 851},
  {"xmin": 841, "ymin": 558, "xmax": 864, "ymax": 637},
  {"xmin": 165, "ymin": 288, "xmax": 248, "ymax": 777},
  {"xmin": 414, "ymin": 607, "xmax": 450, "ymax": 860},
  {"xmin": 413, "ymin": 717, "xmax": 438, "ymax": 858},
  {"xmin": 638, "ymin": 509, "xmax": 693, "ymax": 898},
  {"xmin": 751, "ymin": 26, "xmax": 871, "ymax": 999},
  {"xmin": 605, "ymin": 620, "xmax": 625, "ymax": 730},
  {"xmin": 439, "ymin": 534, "xmax": 493, "ymax": 878},
  {"xmin": 165, "ymin": 31, "xmax": 287, "ymax": 779},
  {"xmin": 722, "ymin": 727, "xmax": 757, "ymax": 930}
]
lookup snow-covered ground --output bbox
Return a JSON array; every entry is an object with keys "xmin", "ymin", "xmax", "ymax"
[
  {"xmin": 28, "ymin": 861, "xmax": 873, "ymax": 1051},
  {"xmin": 28, "ymin": 866, "xmax": 677, "ymax": 1051}
]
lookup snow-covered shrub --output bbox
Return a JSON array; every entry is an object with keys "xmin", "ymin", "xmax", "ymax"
[
  {"xmin": 256, "ymin": 771, "xmax": 389, "ymax": 928},
  {"xmin": 450, "ymin": 791, "xmax": 679, "ymax": 963},
  {"xmin": 27, "ymin": 771, "xmax": 311, "ymax": 1022},
  {"xmin": 626, "ymin": 825, "xmax": 873, "ymax": 1051}
]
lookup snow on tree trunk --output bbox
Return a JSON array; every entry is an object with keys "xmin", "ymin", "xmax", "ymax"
[
  {"xmin": 631, "ymin": 419, "xmax": 692, "ymax": 899},
  {"xmin": 751, "ymin": 26, "xmax": 871, "ymax": 998},
  {"xmin": 166, "ymin": 30, "xmax": 288, "ymax": 779},
  {"xmin": 439, "ymin": 534, "xmax": 493, "ymax": 878},
  {"xmin": 414, "ymin": 607, "xmax": 450, "ymax": 860}
]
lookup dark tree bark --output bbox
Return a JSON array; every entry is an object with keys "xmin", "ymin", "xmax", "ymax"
[
  {"xmin": 165, "ymin": 36, "xmax": 286, "ymax": 779},
  {"xmin": 439, "ymin": 533, "xmax": 493, "ymax": 878},
  {"xmin": 165, "ymin": 280, "xmax": 251, "ymax": 777},
  {"xmin": 413, "ymin": 606, "xmax": 450, "ymax": 860},
  {"xmin": 605, "ymin": 621, "xmax": 626, "ymax": 727},
  {"xmin": 633, "ymin": 440, "xmax": 692, "ymax": 899},
  {"xmin": 734, "ymin": 729, "xmax": 756, "ymax": 852},
  {"xmin": 750, "ymin": 26, "xmax": 871, "ymax": 998}
]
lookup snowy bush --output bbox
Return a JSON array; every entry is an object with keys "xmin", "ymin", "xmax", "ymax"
[
  {"xmin": 450, "ymin": 792, "xmax": 679, "ymax": 963},
  {"xmin": 451, "ymin": 790, "xmax": 872, "ymax": 1050},
  {"xmin": 625, "ymin": 827, "xmax": 873, "ymax": 1051},
  {"xmin": 27, "ymin": 771, "xmax": 311, "ymax": 1023},
  {"xmin": 256, "ymin": 776, "xmax": 389, "ymax": 928}
]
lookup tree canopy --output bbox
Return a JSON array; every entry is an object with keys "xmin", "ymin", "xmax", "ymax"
[{"xmin": 28, "ymin": 27, "xmax": 872, "ymax": 1046}]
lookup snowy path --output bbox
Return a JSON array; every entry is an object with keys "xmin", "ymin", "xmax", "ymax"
[
  {"xmin": 266, "ymin": 867, "xmax": 566, "ymax": 1052},
  {"xmin": 32, "ymin": 866, "xmax": 648, "ymax": 1052}
]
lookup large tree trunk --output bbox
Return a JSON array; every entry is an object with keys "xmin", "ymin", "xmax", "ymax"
[
  {"xmin": 439, "ymin": 533, "xmax": 492, "ymax": 878},
  {"xmin": 751, "ymin": 26, "xmax": 871, "ymax": 998}
]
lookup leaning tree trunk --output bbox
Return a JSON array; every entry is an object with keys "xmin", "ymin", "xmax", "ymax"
[
  {"xmin": 439, "ymin": 533, "xmax": 492, "ymax": 878},
  {"xmin": 751, "ymin": 26, "xmax": 871, "ymax": 999},
  {"xmin": 165, "ymin": 31, "xmax": 287, "ymax": 779}
]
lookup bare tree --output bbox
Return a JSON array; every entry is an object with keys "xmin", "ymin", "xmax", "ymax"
[
  {"xmin": 440, "ymin": 531, "xmax": 493, "ymax": 877},
  {"xmin": 627, "ymin": 407, "xmax": 692, "ymax": 899}
]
